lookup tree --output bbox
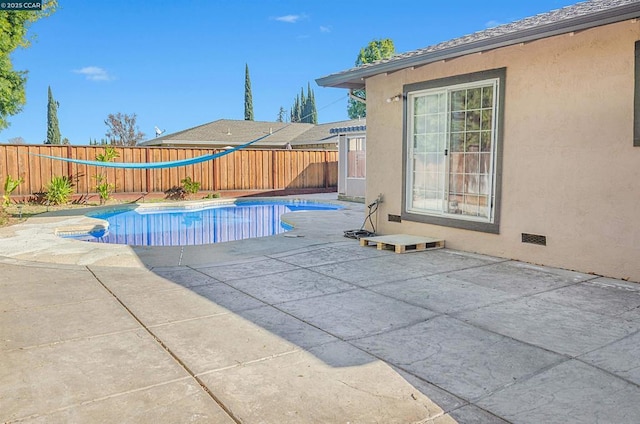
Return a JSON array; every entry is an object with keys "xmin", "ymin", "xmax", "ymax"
[
  {"xmin": 290, "ymin": 95, "xmax": 300, "ymax": 123},
  {"xmin": 276, "ymin": 106, "xmax": 287, "ymax": 123},
  {"xmin": 46, "ymin": 86, "xmax": 60, "ymax": 144},
  {"xmin": 104, "ymin": 113, "xmax": 145, "ymax": 146},
  {"xmin": 347, "ymin": 38, "xmax": 395, "ymax": 119},
  {"xmin": 7, "ymin": 136, "xmax": 25, "ymax": 144},
  {"xmin": 299, "ymin": 87, "xmax": 306, "ymax": 121},
  {"xmin": 306, "ymin": 82, "xmax": 317, "ymax": 124},
  {"xmin": 0, "ymin": 1, "xmax": 57, "ymax": 131},
  {"xmin": 244, "ymin": 63, "xmax": 254, "ymax": 121},
  {"xmin": 290, "ymin": 83, "xmax": 318, "ymax": 123}
]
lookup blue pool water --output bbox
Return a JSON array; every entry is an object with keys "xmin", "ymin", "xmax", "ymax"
[{"xmin": 64, "ymin": 200, "xmax": 342, "ymax": 247}]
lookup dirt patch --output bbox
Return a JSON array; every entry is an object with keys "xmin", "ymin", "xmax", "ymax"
[{"xmin": 0, "ymin": 203, "xmax": 102, "ymax": 228}]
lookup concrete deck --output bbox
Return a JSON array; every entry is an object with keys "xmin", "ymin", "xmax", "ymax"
[{"xmin": 1, "ymin": 194, "xmax": 639, "ymax": 423}]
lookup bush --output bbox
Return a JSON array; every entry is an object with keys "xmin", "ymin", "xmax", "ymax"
[
  {"xmin": 180, "ymin": 177, "xmax": 200, "ymax": 196},
  {"xmin": 45, "ymin": 176, "xmax": 74, "ymax": 205},
  {"xmin": 94, "ymin": 174, "xmax": 115, "ymax": 205},
  {"xmin": 3, "ymin": 175, "xmax": 23, "ymax": 207},
  {"xmin": 95, "ymin": 147, "xmax": 119, "ymax": 204}
]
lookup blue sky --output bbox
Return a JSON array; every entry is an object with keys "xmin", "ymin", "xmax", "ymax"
[{"xmin": 2, "ymin": 0, "xmax": 577, "ymax": 145}]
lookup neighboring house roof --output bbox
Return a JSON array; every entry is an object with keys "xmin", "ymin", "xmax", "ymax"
[
  {"xmin": 316, "ymin": 0, "xmax": 640, "ymax": 89},
  {"xmin": 140, "ymin": 119, "xmax": 365, "ymax": 148},
  {"xmin": 289, "ymin": 120, "xmax": 365, "ymax": 146}
]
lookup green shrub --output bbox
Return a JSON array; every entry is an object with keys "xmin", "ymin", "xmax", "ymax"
[
  {"xmin": 95, "ymin": 147, "xmax": 119, "ymax": 204},
  {"xmin": 45, "ymin": 176, "xmax": 74, "ymax": 205},
  {"xmin": 3, "ymin": 175, "xmax": 23, "ymax": 207},
  {"xmin": 180, "ymin": 177, "xmax": 200, "ymax": 197},
  {"xmin": 95, "ymin": 146, "xmax": 119, "ymax": 162},
  {"xmin": 94, "ymin": 174, "xmax": 115, "ymax": 205},
  {"xmin": 203, "ymin": 192, "xmax": 221, "ymax": 199}
]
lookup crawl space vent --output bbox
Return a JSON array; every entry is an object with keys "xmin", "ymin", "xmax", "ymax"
[
  {"xmin": 521, "ymin": 233, "xmax": 546, "ymax": 246},
  {"xmin": 388, "ymin": 214, "xmax": 402, "ymax": 223}
]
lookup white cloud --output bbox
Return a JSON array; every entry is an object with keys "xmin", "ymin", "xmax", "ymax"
[
  {"xmin": 275, "ymin": 14, "xmax": 300, "ymax": 23},
  {"xmin": 274, "ymin": 13, "xmax": 308, "ymax": 23},
  {"xmin": 319, "ymin": 25, "xmax": 331, "ymax": 33},
  {"xmin": 73, "ymin": 66, "xmax": 113, "ymax": 81},
  {"xmin": 485, "ymin": 20, "xmax": 502, "ymax": 28}
]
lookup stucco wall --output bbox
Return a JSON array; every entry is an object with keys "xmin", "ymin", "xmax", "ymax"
[{"xmin": 365, "ymin": 20, "xmax": 640, "ymax": 282}]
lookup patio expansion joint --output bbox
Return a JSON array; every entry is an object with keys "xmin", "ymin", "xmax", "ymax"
[
  {"xmin": 85, "ymin": 266, "xmax": 242, "ymax": 424},
  {"xmin": 410, "ymin": 257, "xmax": 511, "ymax": 279},
  {"xmin": 188, "ymin": 261, "xmax": 362, "ymax": 306},
  {"xmin": 1, "ymin": 327, "xmax": 142, "ymax": 353},
  {"xmin": 440, "ymin": 304, "xmax": 640, "ymax": 389},
  {"xmin": 144, "ymin": 311, "xmax": 233, "ymax": 329},
  {"xmin": 573, "ymin": 326, "xmax": 640, "ymax": 390},
  {"xmin": 465, "ymin": 356, "xmax": 572, "ymax": 405},
  {"xmin": 263, "ymin": 240, "xmax": 359, "ymax": 261},
  {"xmin": 347, "ymin": 327, "xmax": 569, "ymax": 424},
  {"xmin": 0, "ymin": 294, "xmax": 119, "ymax": 314},
  {"xmin": 178, "ymin": 246, "xmax": 185, "ymax": 266},
  {"xmin": 345, "ymin": 341, "xmax": 514, "ymax": 422},
  {"xmin": 184, "ymin": 266, "xmax": 370, "ymax": 345},
  {"xmin": 8, "ymin": 376, "xmax": 193, "ymax": 423},
  {"xmin": 194, "ymin": 348, "xmax": 301, "ymax": 378}
]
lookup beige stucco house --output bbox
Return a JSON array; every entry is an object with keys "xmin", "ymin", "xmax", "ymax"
[{"xmin": 317, "ymin": 0, "xmax": 640, "ymax": 282}]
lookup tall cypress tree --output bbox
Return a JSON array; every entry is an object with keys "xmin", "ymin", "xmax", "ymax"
[
  {"xmin": 306, "ymin": 82, "xmax": 317, "ymax": 124},
  {"xmin": 244, "ymin": 63, "xmax": 254, "ymax": 121},
  {"xmin": 46, "ymin": 86, "xmax": 61, "ymax": 145},
  {"xmin": 291, "ymin": 95, "xmax": 300, "ymax": 123},
  {"xmin": 290, "ymin": 84, "xmax": 318, "ymax": 123},
  {"xmin": 299, "ymin": 88, "xmax": 306, "ymax": 122},
  {"xmin": 310, "ymin": 88, "xmax": 317, "ymax": 124}
]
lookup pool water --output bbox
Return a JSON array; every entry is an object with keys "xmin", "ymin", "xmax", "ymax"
[{"xmin": 65, "ymin": 200, "xmax": 342, "ymax": 247}]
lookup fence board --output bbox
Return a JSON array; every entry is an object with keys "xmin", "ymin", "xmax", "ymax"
[{"xmin": 0, "ymin": 145, "xmax": 337, "ymax": 198}]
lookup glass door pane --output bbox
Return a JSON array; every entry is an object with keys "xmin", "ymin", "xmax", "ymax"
[
  {"xmin": 446, "ymin": 84, "xmax": 494, "ymax": 218},
  {"xmin": 409, "ymin": 92, "xmax": 446, "ymax": 213}
]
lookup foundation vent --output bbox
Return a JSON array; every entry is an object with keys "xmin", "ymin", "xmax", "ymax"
[
  {"xmin": 521, "ymin": 233, "xmax": 546, "ymax": 246},
  {"xmin": 388, "ymin": 214, "xmax": 402, "ymax": 223}
]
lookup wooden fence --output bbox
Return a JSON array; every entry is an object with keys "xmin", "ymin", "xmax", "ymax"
[{"xmin": 0, "ymin": 145, "xmax": 338, "ymax": 198}]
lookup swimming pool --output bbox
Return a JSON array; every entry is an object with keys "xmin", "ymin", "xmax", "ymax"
[{"xmin": 62, "ymin": 199, "xmax": 342, "ymax": 247}]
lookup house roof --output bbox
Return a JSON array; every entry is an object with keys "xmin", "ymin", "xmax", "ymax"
[
  {"xmin": 140, "ymin": 119, "xmax": 366, "ymax": 148},
  {"xmin": 316, "ymin": 0, "xmax": 640, "ymax": 89},
  {"xmin": 290, "ymin": 120, "xmax": 365, "ymax": 145}
]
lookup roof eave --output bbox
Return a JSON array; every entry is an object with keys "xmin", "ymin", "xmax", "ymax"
[{"xmin": 316, "ymin": 4, "xmax": 640, "ymax": 89}]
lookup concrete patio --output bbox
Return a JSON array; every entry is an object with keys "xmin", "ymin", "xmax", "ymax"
[{"xmin": 1, "ymin": 195, "xmax": 640, "ymax": 423}]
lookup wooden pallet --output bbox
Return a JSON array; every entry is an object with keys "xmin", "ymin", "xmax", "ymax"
[{"xmin": 359, "ymin": 234, "xmax": 445, "ymax": 254}]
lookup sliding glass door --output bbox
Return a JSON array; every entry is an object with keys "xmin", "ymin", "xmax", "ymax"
[{"xmin": 407, "ymin": 79, "xmax": 498, "ymax": 223}]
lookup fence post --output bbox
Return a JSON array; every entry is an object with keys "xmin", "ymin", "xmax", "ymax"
[
  {"xmin": 145, "ymin": 148, "xmax": 151, "ymax": 193},
  {"xmin": 212, "ymin": 149, "xmax": 218, "ymax": 191},
  {"xmin": 66, "ymin": 145, "xmax": 73, "ymax": 180},
  {"xmin": 271, "ymin": 150, "xmax": 277, "ymax": 189},
  {"xmin": 324, "ymin": 150, "xmax": 329, "ymax": 188}
]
